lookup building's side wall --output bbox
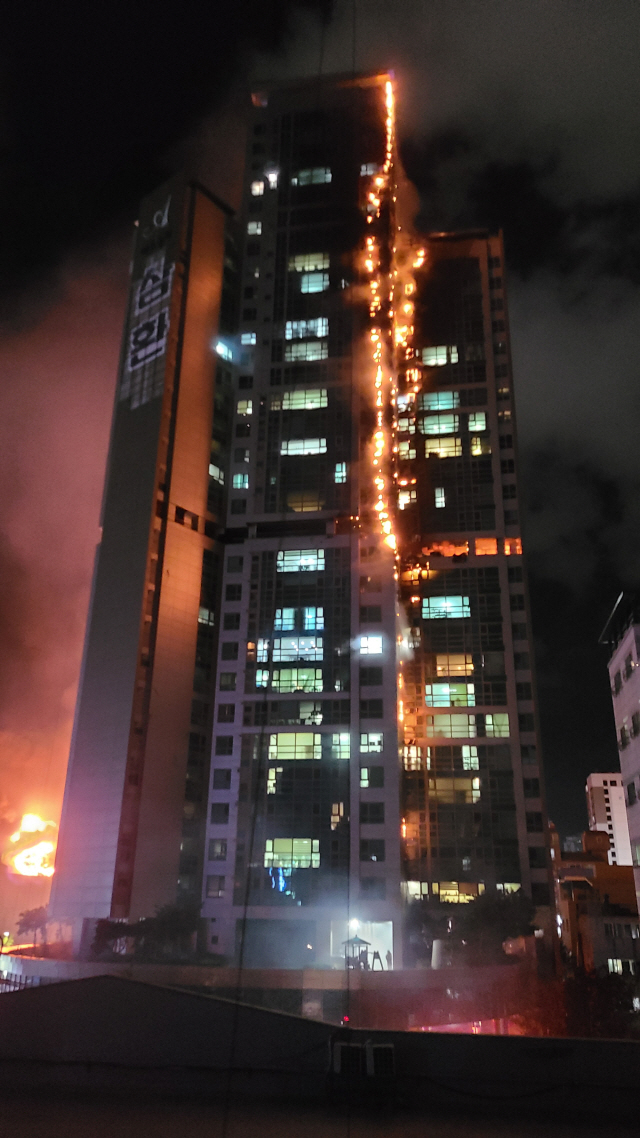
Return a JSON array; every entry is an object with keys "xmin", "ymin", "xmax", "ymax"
[
  {"xmin": 586, "ymin": 773, "xmax": 632, "ymax": 866},
  {"xmin": 607, "ymin": 625, "xmax": 640, "ymax": 903}
]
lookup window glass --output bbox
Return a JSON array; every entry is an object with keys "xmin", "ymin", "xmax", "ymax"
[
  {"xmin": 270, "ymin": 668, "xmax": 323, "ymax": 693},
  {"xmin": 284, "ymin": 341, "xmax": 328, "ymax": 362},
  {"xmin": 304, "ymin": 606, "xmax": 324, "ymax": 630},
  {"xmin": 475, "ymin": 538, "xmax": 497, "ymax": 555},
  {"xmin": 232, "ymin": 473, "xmax": 249, "ymax": 490},
  {"xmin": 419, "ymin": 391, "xmax": 460, "ymax": 410},
  {"xmin": 250, "ymin": 180, "xmax": 264, "ymax": 195},
  {"xmin": 277, "ymin": 549, "xmax": 325, "ymax": 573},
  {"xmin": 280, "ymin": 438, "xmax": 327, "ymax": 456},
  {"xmin": 360, "ymin": 635, "xmax": 383, "ymax": 654},
  {"xmin": 484, "ymin": 713, "xmax": 510, "ymax": 737},
  {"xmin": 285, "ymin": 318, "xmax": 328, "ymax": 340},
  {"xmin": 264, "ymin": 838, "xmax": 320, "ymax": 868},
  {"xmin": 424, "ymin": 437, "xmax": 462, "ymax": 458},
  {"xmin": 435, "ymin": 487, "xmax": 446, "ymax": 508},
  {"xmin": 246, "ymin": 221, "xmax": 262, "ymax": 235},
  {"xmin": 274, "ymin": 608, "xmax": 296, "ymax": 631},
  {"xmin": 268, "ymin": 733, "xmax": 322, "ymax": 761},
  {"xmin": 426, "ymin": 714, "xmax": 477, "ymax": 738},
  {"xmin": 300, "ymin": 272, "xmax": 329, "ymax": 293},
  {"xmin": 236, "ymin": 399, "xmax": 253, "ymax": 414},
  {"xmin": 422, "ymin": 596, "xmax": 471, "ymax": 619},
  {"xmin": 425, "ymin": 683, "xmax": 475, "ymax": 707},
  {"xmin": 332, "ymin": 733, "xmax": 350, "ymax": 759},
  {"xmin": 422, "ymin": 345, "xmax": 458, "ymax": 366},
  {"xmin": 462, "ymin": 745, "xmax": 479, "ymax": 770},
  {"xmin": 398, "ymin": 440, "xmax": 416, "ymax": 460},
  {"xmin": 360, "ymin": 732, "xmax": 383, "ymax": 752},
  {"xmin": 292, "ymin": 167, "xmax": 332, "ymax": 185},
  {"xmin": 240, "ymin": 333, "xmax": 256, "ymax": 346},
  {"xmin": 436, "ymin": 654, "xmax": 473, "ymax": 676},
  {"xmin": 260, "ymin": 637, "xmax": 323, "ymax": 662},
  {"xmin": 398, "ymin": 489, "xmax": 417, "ymax": 510},
  {"xmin": 469, "ymin": 411, "xmax": 486, "ymax": 431},
  {"xmin": 281, "ymin": 388, "xmax": 328, "ymax": 410},
  {"xmin": 420, "ymin": 413, "xmax": 459, "ymax": 436},
  {"xmin": 334, "ymin": 462, "xmax": 347, "ymax": 483},
  {"xmin": 288, "ymin": 252, "xmax": 330, "ymax": 271},
  {"xmin": 471, "ymin": 436, "xmax": 491, "ymax": 456},
  {"xmin": 209, "ymin": 463, "xmax": 225, "ymax": 484}
]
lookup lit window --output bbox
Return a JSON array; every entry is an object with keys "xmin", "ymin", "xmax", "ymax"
[
  {"xmin": 304, "ymin": 607, "xmax": 324, "ymax": 630},
  {"xmin": 475, "ymin": 538, "xmax": 498, "ymax": 555},
  {"xmin": 250, "ymin": 180, "xmax": 264, "ymax": 196},
  {"xmin": 236, "ymin": 399, "xmax": 253, "ymax": 414},
  {"xmin": 419, "ymin": 391, "xmax": 460, "ymax": 411},
  {"xmin": 403, "ymin": 745, "xmax": 423, "ymax": 770},
  {"xmin": 436, "ymin": 654, "xmax": 473, "ymax": 677},
  {"xmin": 247, "ymin": 221, "xmax": 262, "ymax": 235},
  {"xmin": 240, "ymin": 332, "xmax": 256, "ymax": 346},
  {"xmin": 277, "ymin": 549, "xmax": 325, "ymax": 573},
  {"xmin": 209, "ymin": 463, "xmax": 225, "ymax": 484},
  {"xmin": 398, "ymin": 489, "xmax": 417, "ymax": 510},
  {"xmin": 271, "ymin": 668, "xmax": 323, "ymax": 693},
  {"xmin": 280, "ymin": 438, "xmax": 327, "ymax": 456},
  {"xmin": 434, "ymin": 487, "xmax": 446, "ymax": 509},
  {"xmin": 300, "ymin": 272, "xmax": 329, "ymax": 293},
  {"xmin": 360, "ymin": 732, "xmax": 383, "ymax": 753},
  {"xmin": 608, "ymin": 958, "xmax": 623, "ymax": 975},
  {"xmin": 285, "ymin": 318, "xmax": 328, "ymax": 339},
  {"xmin": 264, "ymin": 837, "xmax": 320, "ymax": 868},
  {"xmin": 288, "ymin": 253, "xmax": 330, "ymax": 271},
  {"xmin": 484, "ymin": 713, "xmax": 510, "ymax": 738},
  {"xmin": 462, "ymin": 745, "xmax": 479, "ymax": 770},
  {"xmin": 284, "ymin": 341, "xmax": 328, "ymax": 362},
  {"xmin": 335, "ymin": 462, "xmax": 347, "ymax": 483},
  {"xmin": 504, "ymin": 537, "xmax": 522, "ymax": 555},
  {"xmin": 422, "ymin": 345, "xmax": 458, "ymax": 366},
  {"xmin": 360, "ymin": 635, "xmax": 383, "ymax": 655},
  {"xmin": 292, "ymin": 167, "xmax": 332, "ymax": 185},
  {"xmin": 422, "ymin": 596, "xmax": 471, "ymax": 619},
  {"xmin": 272, "ymin": 637, "xmax": 323, "ymax": 661},
  {"xmin": 420, "ymin": 413, "xmax": 459, "ymax": 435},
  {"xmin": 425, "ymin": 437, "xmax": 462, "ymax": 458},
  {"xmin": 206, "ymin": 875, "xmax": 225, "ymax": 898},
  {"xmin": 469, "ymin": 412, "xmax": 487, "ymax": 431},
  {"xmin": 425, "ymin": 683, "xmax": 475, "ymax": 707},
  {"xmin": 397, "ymin": 416, "xmax": 416, "ymax": 434},
  {"xmin": 267, "ymin": 767, "xmax": 282, "ymax": 794},
  {"xmin": 215, "ymin": 341, "xmax": 233, "ymax": 361},
  {"xmin": 274, "ymin": 608, "xmax": 296, "ymax": 631},
  {"xmin": 257, "ymin": 638, "xmax": 270, "ymax": 662},
  {"xmin": 268, "ymin": 733, "xmax": 322, "ymax": 761},
  {"xmin": 199, "ymin": 606, "xmax": 214, "ymax": 625},
  {"xmin": 398, "ymin": 440, "xmax": 416, "ymax": 460},
  {"xmin": 232, "ymin": 473, "xmax": 249, "ymax": 489},
  {"xmin": 256, "ymin": 669, "xmax": 269, "ymax": 688},
  {"xmin": 286, "ymin": 492, "xmax": 325, "ymax": 513},
  {"xmin": 280, "ymin": 388, "xmax": 328, "ymax": 410},
  {"xmin": 332, "ymin": 733, "xmax": 350, "ymax": 759},
  {"xmin": 426, "ymin": 714, "xmax": 477, "ymax": 738},
  {"xmin": 470, "ymin": 436, "xmax": 491, "ymax": 456},
  {"xmin": 360, "ymin": 163, "xmax": 378, "ymax": 175}
]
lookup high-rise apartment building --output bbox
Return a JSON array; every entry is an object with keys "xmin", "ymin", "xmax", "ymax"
[
  {"xmin": 586, "ymin": 772, "xmax": 632, "ymax": 866},
  {"xmin": 51, "ymin": 179, "xmax": 239, "ymax": 945},
  {"xmin": 202, "ymin": 74, "xmax": 551, "ymax": 967},
  {"xmin": 600, "ymin": 594, "xmax": 640, "ymax": 904}
]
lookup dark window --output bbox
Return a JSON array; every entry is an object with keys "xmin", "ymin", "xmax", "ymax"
[
  {"xmin": 503, "ymin": 485, "xmax": 517, "ymax": 499},
  {"xmin": 213, "ymin": 769, "xmax": 232, "ymax": 790},
  {"xmin": 175, "ymin": 506, "xmax": 186, "ymax": 524},
  {"xmin": 230, "ymin": 499, "xmax": 247, "ymax": 515},
  {"xmin": 628, "ymin": 781, "xmax": 637, "ymax": 806},
  {"xmin": 501, "ymin": 459, "xmax": 515, "ymax": 474},
  {"xmin": 613, "ymin": 671, "xmax": 622, "ymax": 694},
  {"xmin": 499, "ymin": 434, "xmax": 513, "ymax": 449},
  {"xmin": 516, "ymin": 682, "xmax": 532, "ymax": 700},
  {"xmin": 510, "ymin": 594, "xmax": 525, "ymax": 611},
  {"xmin": 521, "ymin": 744, "xmax": 536, "ymax": 762},
  {"xmin": 523, "ymin": 778, "xmax": 540, "ymax": 798},
  {"xmin": 526, "ymin": 812, "xmax": 544, "ymax": 833},
  {"xmin": 365, "ymin": 766, "xmax": 384, "ymax": 788},
  {"xmin": 528, "ymin": 847, "xmax": 547, "ymax": 869},
  {"xmin": 246, "ymin": 241, "xmax": 260, "ymax": 256},
  {"xmin": 514, "ymin": 652, "xmax": 530, "ymax": 669},
  {"xmin": 531, "ymin": 883, "xmax": 550, "ymax": 906},
  {"xmin": 508, "ymin": 567, "xmax": 523, "ymax": 582},
  {"xmin": 235, "ymin": 423, "xmax": 251, "ymax": 438},
  {"xmin": 360, "ymin": 699, "xmax": 383, "ymax": 718},
  {"xmin": 242, "ymin": 307, "xmax": 257, "ymax": 321},
  {"xmin": 226, "ymin": 584, "xmax": 242, "ymax": 602},
  {"xmin": 208, "ymin": 838, "xmax": 227, "ymax": 861},
  {"xmin": 234, "ymin": 447, "xmax": 250, "ymax": 462},
  {"xmin": 519, "ymin": 713, "xmax": 535, "ymax": 732},
  {"xmin": 223, "ymin": 614, "xmax": 241, "ymax": 631},
  {"xmin": 360, "ymin": 878, "xmax": 386, "ymax": 899},
  {"xmin": 219, "ymin": 673, "xmax": 237, "ymax": 691},
  {"xmin": 217, "ymin": 704, "xmax": 235, "ymax": 723},
  {"xmin": 238, "ymin": 375, "xmax": 253, "ymax": 389},
  {"xmin": 360, "ymin": 667, "xmax": 383, "ymax": 686},
  {"xmin": 360, "ymin": 802, "xmax": 385, "ymax": 824},
  {"xmin": 360, "ymin": 839, "xmax": 385, "ymax": 862},
  {"xmin": 227, "ymin": 556, "xmax": 244, "ymax": 572},
  {"xmin": 215, "ymin": 736, "xmax": 233, "ymax": 755},
  {"xmin": 210, "ymin": 803, "xmax": 230, "ymax": 824},
  {"xmin": 490, "ymin": 297, "xmax": 504, "ymax": 311},
  {"xmin": 221, "ymin": 641, "xmax": 239, "ymax": 659},
  {"xmin": 360, "ymin": 606, "xmax": 382, "ymax": 622},
  {"xmin": 512, "ymin": 623, "xmax": 527, "ymax": 640}
]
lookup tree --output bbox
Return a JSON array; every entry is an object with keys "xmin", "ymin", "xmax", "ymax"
[
  {"xmin": 92, "ymin": 901, "xmax": 200, "ymax": 961},
  {"xmin": 456, "ymin": 891, "xmax": 536, "ymax": 964},
  {"xmin": 16, "ymin": 906, "xmax": 49, "ymax": 950}
]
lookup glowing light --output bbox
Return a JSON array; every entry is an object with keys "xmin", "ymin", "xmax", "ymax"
[{"xmin": 2, "ymin": 814, "xmax": 57, "ymax": 878}]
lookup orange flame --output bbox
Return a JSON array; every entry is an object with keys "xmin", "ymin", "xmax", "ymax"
[{"xmin": 2, "ymin": 814, "xmax": 57, "ymax": 877}]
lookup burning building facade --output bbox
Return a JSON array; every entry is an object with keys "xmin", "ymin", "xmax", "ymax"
[{"xmin": 50, "ymin": 74, "xmax": 550, "ymax": 963}]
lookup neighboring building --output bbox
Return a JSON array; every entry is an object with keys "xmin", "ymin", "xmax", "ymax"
[
  {"xmin": 586, "ymin": 772, "xmax": 632, "ymax": 865},
  {"xmin": 600, "ymin": 593, "xmax": 640, "ymax": 908},
  {"xmin": 202, "ymin": 72, "xmax": 551, "ymax": 968},
  {"xmin": 551, "ymin": 826, "xmax": 640, "ymax": 975},
  {"xmin": 51, "ymin": 179, "xmax": 239, "ymax": 947}
]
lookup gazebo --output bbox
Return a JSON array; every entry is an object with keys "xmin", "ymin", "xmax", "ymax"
[{"xmin": 342, "ymin": 935, "xmax": 371, "ymax": 970}]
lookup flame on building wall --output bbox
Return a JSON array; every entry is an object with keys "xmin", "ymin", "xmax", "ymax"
[{"xmin": 2, "ymin": 814, "xmax": 57, "ymax": 877}]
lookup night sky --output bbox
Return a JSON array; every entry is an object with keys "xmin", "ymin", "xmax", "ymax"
[{"xmin": 1, "ymin": 1, "xmax": 638, "ymax": 902}]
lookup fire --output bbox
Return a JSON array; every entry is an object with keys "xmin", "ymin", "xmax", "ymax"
[{"xmin": 2, "ymin": 814, "xmax": 57, "ymax": 877}]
